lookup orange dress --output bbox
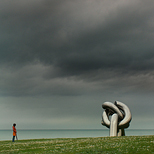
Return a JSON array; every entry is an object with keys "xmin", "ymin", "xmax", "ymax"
[{"xmin": 12, "ymin": 126, "xmax": 17, "ymax": 136}]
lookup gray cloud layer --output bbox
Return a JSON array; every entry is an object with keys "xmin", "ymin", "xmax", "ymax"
[
  {"xmin": 0, "ymin": 0, "xmax": 154, "ymax": 129},
  {"xmin": 1, "ymin": 0, "xmax": 154, "ymax": 96}
]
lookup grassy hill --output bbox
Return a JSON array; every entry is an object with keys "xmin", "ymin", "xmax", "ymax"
[{"xmin": 0, "ymin": 135, "xmax": 153, "ymax": 154}]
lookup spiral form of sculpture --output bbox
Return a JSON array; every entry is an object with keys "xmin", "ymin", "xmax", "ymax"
[{"xmin": 101, "ymin": 101, "xmax": 132, "ymax": 137}]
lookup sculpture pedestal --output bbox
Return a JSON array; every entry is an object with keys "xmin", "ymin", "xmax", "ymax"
[{"xmin": 110, "ymin": 113, "xmax": 118, "ymax": 136}]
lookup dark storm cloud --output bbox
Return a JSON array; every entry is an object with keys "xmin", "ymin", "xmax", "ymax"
[
  {"xmin": 0, "ymin": 0, "xmax": 154, "ymax": 96},
  {"xmin": 1, "ymin": 1, "xmax": 154, "ymax": 130}
]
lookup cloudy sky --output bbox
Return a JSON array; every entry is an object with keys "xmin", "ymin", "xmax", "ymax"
[{"xmin": 0, "ymin": 0, "xmax": 154, "ymax": 130}]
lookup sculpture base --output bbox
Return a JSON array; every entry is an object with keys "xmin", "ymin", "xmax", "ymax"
[{"xmin": 110, "ymin": 113, "xmax": 118, "ymax": 136}]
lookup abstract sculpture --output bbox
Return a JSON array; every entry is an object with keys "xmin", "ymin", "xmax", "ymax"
[{"xmin": 101, "ymin": 101, "xmax": 132, "ymax": 136}]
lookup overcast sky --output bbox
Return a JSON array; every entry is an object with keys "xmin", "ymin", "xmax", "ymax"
[{"xmin": 0, "ymin": 0, "xmax": 154, "ymax": 130}]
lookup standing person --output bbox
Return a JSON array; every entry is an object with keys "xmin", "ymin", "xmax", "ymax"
[{"xmin": 12, "ymin": 123, "xmax": 17, "ymax": 142}]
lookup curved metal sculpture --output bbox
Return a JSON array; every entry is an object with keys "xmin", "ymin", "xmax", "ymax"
[{"xmin": 101, "ymin": 101, "xmax": 132, "ymax": 136}]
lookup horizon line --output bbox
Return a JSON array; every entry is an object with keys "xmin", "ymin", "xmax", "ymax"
[{"xmin": 0, "ymin": 128, "xmax": 153, "ymax": 131}]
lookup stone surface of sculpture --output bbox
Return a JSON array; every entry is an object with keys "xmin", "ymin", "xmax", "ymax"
[{"xmin": 101, "ymin": 101, "xmax": 132, "ymax": 136}]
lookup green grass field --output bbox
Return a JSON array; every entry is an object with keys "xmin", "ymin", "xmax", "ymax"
[{"xmin": 0, "ymin": 135, "xmax": 153, "ymax": 154}]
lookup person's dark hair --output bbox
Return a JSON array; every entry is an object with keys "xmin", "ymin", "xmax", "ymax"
[{"xmin": 13, "ymin": 123, "xmax": 16, "ymax": 127}]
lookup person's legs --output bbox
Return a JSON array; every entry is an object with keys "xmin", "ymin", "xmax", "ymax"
[{"xmin": 12, "ymin": 136, "xmax": 15, "ymax": 142}]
